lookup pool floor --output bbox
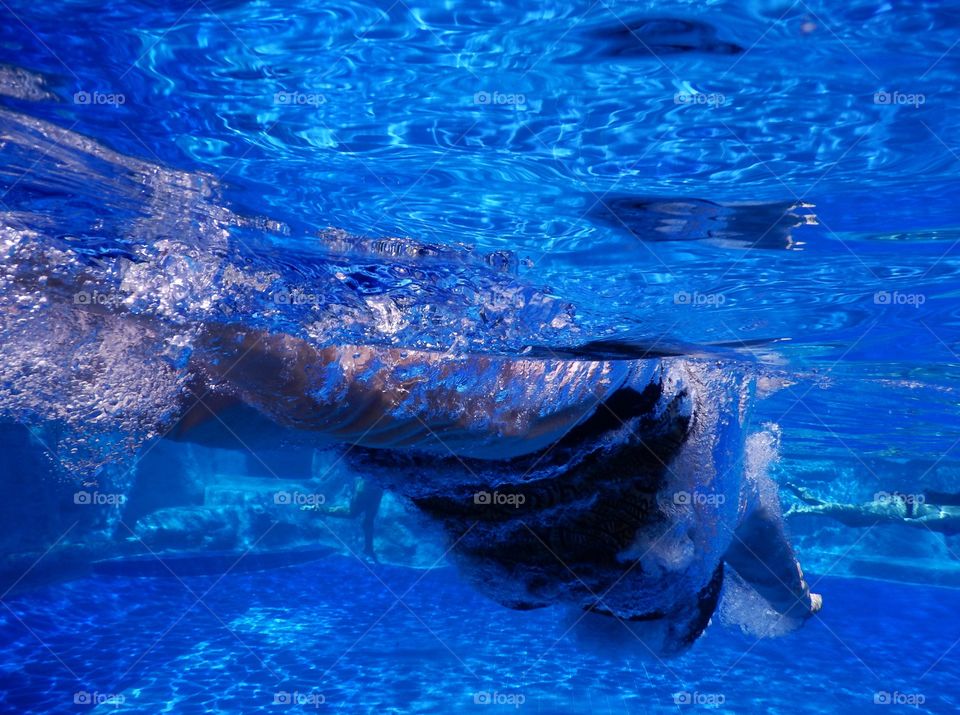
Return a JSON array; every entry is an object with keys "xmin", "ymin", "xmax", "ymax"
[{"xmin": 0, "ymin": 555, "xmax": 954, "ymax": 713}]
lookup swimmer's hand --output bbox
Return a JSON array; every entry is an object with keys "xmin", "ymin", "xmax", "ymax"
[
  {"xmin": 798, "ymin": 563, "xmax": 822, "ymax": 618},
  {"xmin": 809, "ymin": 592, "xmax": 823, "ymax": 614}
]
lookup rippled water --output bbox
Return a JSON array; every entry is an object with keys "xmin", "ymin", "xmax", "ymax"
[
  {"xmin": 3, "ymin": 0, "xmax": 958, "ymax": 454},
  {"xmin": 1, "ymin": 0, "xmax": 959, "ymax": 712}
]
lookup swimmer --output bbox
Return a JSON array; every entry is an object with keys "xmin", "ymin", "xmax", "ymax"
[
  {"xmin": 168, "ymin": 324, "xmax": 821, "ymax": 653},
  {"xmin": 785, "ymin": 483, "xmax": 960, "ymax": 535},
  {"xmin": 312, "ymin": 477, "xmax": 383, "ymax": 563}
]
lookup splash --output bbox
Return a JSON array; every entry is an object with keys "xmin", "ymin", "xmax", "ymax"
[{"xmin": 0, "ymin": 105, "xmax": 577, "ymax": 473}]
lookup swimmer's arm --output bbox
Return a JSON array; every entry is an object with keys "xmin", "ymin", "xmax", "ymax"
[
  {"xmin": 187, "ymin": 324, "xmax": 626, "ymax": 459},
  {"xmin": 783, "ymin": 482, "xmax": 825, "ymax": 506},
  {"xmin": 724, "ymin": 504, "xmax": 822, "ymax": 622},
  {"xmin": 786, "ymin": 501, "xmax": 900, "ymax": 528}
]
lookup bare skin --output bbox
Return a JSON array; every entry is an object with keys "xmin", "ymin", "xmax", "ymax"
[{"xmin": 173, "ymin": 323, "xmax": 638, "ymax": 460}]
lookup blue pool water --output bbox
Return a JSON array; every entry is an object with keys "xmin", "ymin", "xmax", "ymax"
[
  {"xmin": 1, "ymin": 0, "xmax": 960, "ymax": 713},
  {"xmin": 3, "ymin": 558, "xmax": 960, "ymax": 714}
]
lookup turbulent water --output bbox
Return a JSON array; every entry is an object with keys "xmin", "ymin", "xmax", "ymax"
[
  {"xmin": 1, "ymin": 0, "xmax": 960, "ymax": 713},
  {"xmin": 0, "ymin": 106, "xmax": 585, "ymax": 471},
  {"xmin": 2, "ymin": 105, "xmax": 804, "ymax": 650}
]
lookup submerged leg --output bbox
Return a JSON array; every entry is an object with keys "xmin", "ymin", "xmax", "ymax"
[
  {"xmin": 358, "ymin": 481, "xmax": 384, "ymax": 558},
  {"xmin": 315, "ymin": 478, "xmax": 369, "ymax": 518}
]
